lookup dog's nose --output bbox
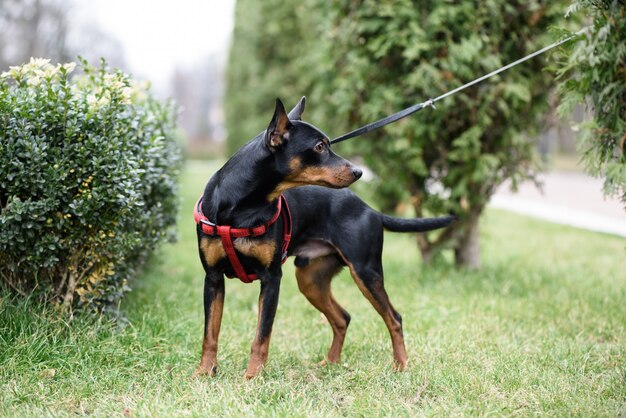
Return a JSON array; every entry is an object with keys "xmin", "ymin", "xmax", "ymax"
[{"xmin": 352, "ymin": 167, "xmax": 363, "ymax": 180}]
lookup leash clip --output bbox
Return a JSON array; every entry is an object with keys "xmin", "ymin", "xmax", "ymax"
[
  {"xmin": 424, "ymin": 98, "xmax": 436, "ymax": 110},
  {"xmin": 201, "ymin": 219, "xmax": 216, "ymax": 227}
]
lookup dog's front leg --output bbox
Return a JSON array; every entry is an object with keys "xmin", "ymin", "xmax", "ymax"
[
  {"xmin": 194, "ymin": 269, "xmax": 225, "ymax": 377},
  {"xmin": 244, "ymin": 270, "xmax": 282, "ymax": 379}
]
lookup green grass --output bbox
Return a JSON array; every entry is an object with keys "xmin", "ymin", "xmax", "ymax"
[{"xmin": 1, "ymin": 160, "xmax": 625, "ymax": 417}]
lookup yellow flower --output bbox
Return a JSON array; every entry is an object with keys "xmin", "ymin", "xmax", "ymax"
[
  {"xmin": 120, "ymin": 86, "xmax": 133, "ymax": 104},
  {"xmin": 87, "ymin": 94, "xmax": 97, "ymax": 107},
  {"xmin": 111, "ymin": 80, "xmax": 125, "ymax": 90},
  {"xmin": 29, "ymin": 57, "xmax": 51, "ymax": 68},
  {"xmin": 2, "ymin": 65, "xmax": 25, "ymax": 80},
  {"xmin": 27, "ymin": 76, "xmax": 42, "ymax": 87},
  {"xmin": 62, "ymin": 62, "xmax": 76, "ymax": 74},
  {"xmin": 97, "ymin": 94, "xmax": 110, "ymax": 107},
  {"xmin": 42, "ymin": 65, "xmax": 59, "ymax": 79}
]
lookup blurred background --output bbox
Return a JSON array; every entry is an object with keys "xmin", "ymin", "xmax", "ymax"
[
  {"xmin": 0, "ymin": 0, "xmax": 583, "ymax": 160},
  {"xmin": 1, "ymin": 0, "xmax": 624, "ymax": 244},
  {"xmin": 0, "ymin": 0, "xmax": 235, "ymax": 156}
]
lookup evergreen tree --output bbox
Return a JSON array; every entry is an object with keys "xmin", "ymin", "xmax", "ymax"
[
  {"xmin": 556, "ymin": 0, "xmax": 625, "ymax": 205},
  {"xmin": 224, "ymin": 0, "xmax": 320, "ymax": 154},
  {"xmin": 225, "ymin": 0, "xmax": 569, "ymax": 268}
]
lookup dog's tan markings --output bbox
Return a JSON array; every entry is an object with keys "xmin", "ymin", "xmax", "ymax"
[
  {"xmin": 200, "ymin": 237, "xmax": 226, "ymax": 266},
  {"xmin": 245, "ymin": 295, "xmax": 269, "ymax": 379},
  {"xmin": 201, "ymin": 236, "xmax": 276, "ymax": 268},
  {"xmin": 336, "ymin": 249, "xmax": 408, "ymax": 371},
  {"xmin": 245, "ymin": 337, "xmax": 270, "ymax": 379},
  {"xmin": 295, "ymin": 256, "xmax": 348, "ymax": 364},
  {"xmin": 267, "ymin": 157, "xmax": 302, "ymax": 201},
  {"xmin": 194, "ymin": 294, "xmax": 224, "ymax": 377},
  {"xmin": 289, "ymin": 156, "xmax": 302, "ymax": 171},
  {"xmin": 267, "ymin": 157, "xmax": 355, "ymax": 201},
  {"xmin": 296, "ymin": 166, "xmax": 352, "ymax": 186},
  {"xmin": 267, "ymin": 181, "xmax": 297, "ymax": 201},
  {"xmin": 234, "ymin": 238, "xmax": 276, "ymax": 268}
]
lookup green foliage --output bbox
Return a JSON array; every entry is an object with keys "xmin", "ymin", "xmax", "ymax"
[
  {"xmin": 556, "ymin": 0, "xmax": 626, "ymax": 204},
  {"xmin": 225, "ymin": 0, "xmax": 569, "ymax": 267},
  {"xmin": 224, "ymin": 0, "xmax": 309, "ymax": 154},
  {"xmin": 0, "ymin": 58, "xmax": 182, "ymax": 312},
  {"xmin": 318, "ymin": 1, "xmax": 570, "ymax": 267}
]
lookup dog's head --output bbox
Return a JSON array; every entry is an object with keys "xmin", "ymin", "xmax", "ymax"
[{"xmin": 264, "ymin": 97, "xmax": 362, "ymax": 199}]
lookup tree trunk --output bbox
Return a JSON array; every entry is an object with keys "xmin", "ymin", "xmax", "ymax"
[
  {"xmin": 62, "ymin": 270, "xmax": 77, "ymax": 312},
  {"xmin": 417, "ymin": 237, "xmax": 435, "ymax": 265},
  {"xmin": 454, "ymin": 210, "xmax": 481, "ymax": 269}
]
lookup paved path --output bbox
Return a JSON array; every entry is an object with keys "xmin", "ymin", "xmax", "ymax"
[{"xmin": 490, "ymin": 172, "xmax": 626, "ymax": 237}]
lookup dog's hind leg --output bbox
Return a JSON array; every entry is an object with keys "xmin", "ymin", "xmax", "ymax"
[
  {"xmin": 296, "ymin": 255, "xmax": 351, "ymax": 365},
  {"xmin": 346, "ymin": 261, "xmax": 407, "ymax": 371},
  {"xmin": 194, "ymin": 269, "xmax": 225, "ymax": 377}
]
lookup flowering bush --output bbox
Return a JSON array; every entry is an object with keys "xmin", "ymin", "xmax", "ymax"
[{"xmin": 0, "ymin": 58, "xmax": 182, "ymax": 312}]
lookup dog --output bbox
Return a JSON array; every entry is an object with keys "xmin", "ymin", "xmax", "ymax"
[{"xmin": 193, "ymin": 97, "xmax": 455, "ymax": 379}]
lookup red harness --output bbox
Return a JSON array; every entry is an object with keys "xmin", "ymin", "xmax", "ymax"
[{"xmin": 194, "ymin": 195, "xmax": 292, "ymax": 283}]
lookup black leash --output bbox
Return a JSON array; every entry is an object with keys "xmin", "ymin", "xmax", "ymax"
[
  {"xmin": 331, "ymin": 100, "xmax": 435, "ymax": 144},
  {"xmin": 330, "ymin": 28, "xmax": 587, "ymax": 145}
]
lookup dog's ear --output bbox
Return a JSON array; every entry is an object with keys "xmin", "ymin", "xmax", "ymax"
[
  {"xmin": 265, "ymin": 98, "xmax": 291, "ymax": 149},
  {"xmin": 287, "ymin": 96, "xmax": 306, "ymax": 121}
]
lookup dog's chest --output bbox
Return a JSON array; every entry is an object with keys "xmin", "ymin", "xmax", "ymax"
[{"xmin": 199, "ymin": 236, "xmax": 276, "ymax": 268}]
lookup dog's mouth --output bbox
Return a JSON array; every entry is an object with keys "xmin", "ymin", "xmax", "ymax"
[
  {"xmin": 290, "ymin": 165, "xmax": 357, "ymax": 187},
  {"xmin": 317, "ymin": 179, "xmax": 350, "ymax": 188},
  {"xmin": 266, "ymin": 164, "xmax": 360, "ymax": 201},
  {"xmin": 285, "ymin": 176, "xmax": 353, "ymax": 189}
]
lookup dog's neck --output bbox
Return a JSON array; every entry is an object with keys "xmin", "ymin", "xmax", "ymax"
[{"xmin": 203, "ymin": 137, "xmax": 284, "ymax": 227}]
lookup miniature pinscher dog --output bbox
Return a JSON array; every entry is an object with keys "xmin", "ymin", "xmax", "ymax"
[{"xmin": 194, "ymin": 97, "xmax": 455, "ymax": 379}]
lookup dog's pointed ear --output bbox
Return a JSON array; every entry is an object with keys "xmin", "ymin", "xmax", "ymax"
[
  {"xmin": 287, "ymin": 96, "xmax": 306, "ymax": 121},
  {"xmin": 265, "ymin": 98, "xmax": 291, "ymax": 150}
]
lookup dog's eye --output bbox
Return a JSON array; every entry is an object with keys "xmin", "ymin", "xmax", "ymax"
[{"xmin": 314, "ymin": 141, "xmax": 325, "ymax": 153}]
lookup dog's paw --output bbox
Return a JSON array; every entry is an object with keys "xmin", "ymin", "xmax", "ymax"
[
  {"xmin": 243, "ymin": 368, "xmax": 263, "ymax": 380},
  {"xmin": 243, "ymin": 362, "xmax": 265, "ymax": 380},
  {"xmin": 192, "ymin": 364, "xmax": 217, "ymax": 378},
  {"xmin": 393, "ymin": 359, "xmax": 407, "ymax": 372},
  {"xmin": 318, "ymin": 357, "xmax": 342, "ymax": 367}
]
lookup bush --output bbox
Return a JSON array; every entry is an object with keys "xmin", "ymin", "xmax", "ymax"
[
  {"xmin": 0, "ymin": 58, "xmax": 182, "ymax": 312},
  {"xmin": 556, "ymin": 0, "xmax": 626, "ymax": 204}
]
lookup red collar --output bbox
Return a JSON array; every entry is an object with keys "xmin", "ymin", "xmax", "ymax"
[{"xmin": 194, "ymin": 195, "xmax": 292, "ymax": 283}]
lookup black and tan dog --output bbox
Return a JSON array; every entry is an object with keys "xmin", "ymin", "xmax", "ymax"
[{"xmin": 193, "ymin": 97, "xmax": 455, "ymax": 378}]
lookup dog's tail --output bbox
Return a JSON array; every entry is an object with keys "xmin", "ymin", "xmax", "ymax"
[{"xmin": 380, "ymin": 214, "xmax": 457, "ymax": 233}]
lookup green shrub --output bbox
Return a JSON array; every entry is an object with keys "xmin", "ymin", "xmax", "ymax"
[
  {"xmin": 0, "ymin": 58, "xmax": 182, "ymax": 312},
  {"xmin": 556, "ymin": 0, "xmax": 626, "ymax": 204}
]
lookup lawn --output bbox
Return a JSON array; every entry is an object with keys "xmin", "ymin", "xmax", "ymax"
[{"xmin": 1, "ymin": 160, "xmax": 624, "ymax": 417}]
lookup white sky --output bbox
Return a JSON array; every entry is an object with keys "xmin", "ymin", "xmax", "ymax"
[{"xmin": 75, "ymin": 0, "xmax": 235, "ymax": 91}]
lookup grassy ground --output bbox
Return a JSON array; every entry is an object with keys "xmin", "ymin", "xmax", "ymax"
[{"xmin": 1, "ymin": 160, "xmax": 625, "ymax": 417}]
